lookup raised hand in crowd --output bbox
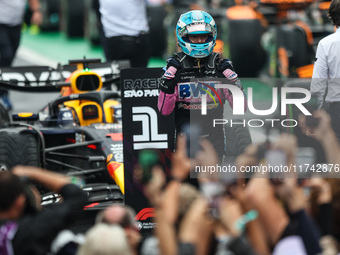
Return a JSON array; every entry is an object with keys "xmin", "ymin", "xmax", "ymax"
[
  {"xmin": 178, "ymin": 196, "xmax": 213, "ymax": 255},
  {"xmin": 299, "ymin": 110, "xmax": 340, "ymax": 165},
  {"xmin": 235, "ymin": 140, "xmax": 290, "ymax": 247}
]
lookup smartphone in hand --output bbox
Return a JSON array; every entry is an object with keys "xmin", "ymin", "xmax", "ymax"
[
  {"xmin": 138, "ymin": 149, "xmax": 161, "ymax": 184},
  {"xmin": 182, "ymin": 123, "xmax": 202, "ymax": 158}
]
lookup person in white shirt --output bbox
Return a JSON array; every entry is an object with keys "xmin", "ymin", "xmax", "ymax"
[
  {"xmin": 310, "ymin": 0, "xmax": 340, "ymax": 142},
  {"xmin": 98, "ymin": 0, "xmax": 150, "ymax": 68},
  {"xmin": 0, "ymin": 0, "xmax": 42, "ymax": 110}
]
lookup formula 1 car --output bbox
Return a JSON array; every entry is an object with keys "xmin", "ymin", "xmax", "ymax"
[{"xmin": 0, "ymin": 58, "xmax": 128, "ymax": 215}]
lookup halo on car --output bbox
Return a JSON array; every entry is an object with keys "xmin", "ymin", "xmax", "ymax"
[{"xmin": 70, "ymin": 70, "xmax": 102, "ymax": 93}]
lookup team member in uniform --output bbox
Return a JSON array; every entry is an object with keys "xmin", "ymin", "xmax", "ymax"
[
  {"xmin": 310, "ymin": 0, "xmax": 340, "ymax": 142},
  {"xmin": 0, "ymin": 0, "xmax": 42, "ymax": 110},
  {"xmin": 98, "ymin": 0, "xmax": 150, "ymax": 68},
  {"xmin": 158, "ymin": 10, "xmax": 247, "ymax": 159}
]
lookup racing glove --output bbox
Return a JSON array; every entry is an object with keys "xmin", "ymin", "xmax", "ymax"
[
  {"xmin": 218, "ymin": 59, "xmax": 243, "ymax": 90},
  {"xmin": 159, "ymin": 56, "xmax": 181, "ymax": 94}
]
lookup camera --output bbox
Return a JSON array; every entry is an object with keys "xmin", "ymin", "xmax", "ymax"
[
  {"xmin": 200, "ymin": 180, "xmax": 225, "ymax": 219},
  {"xmin": 265, "ymin": 147, "xmax": 287, "ymax": 184},
  {"xmin": 306, "ymin": 115, "xmax": 320, "ymax": 128},
  {"xmin": 296, "ymin": 147, "xmax": 316, "ymax": 180},
  {"xmin": 20, "ymin": 176, "xmax": 40, "ymax": 214},
  {"xmin": 256, "ymin": 141, "xmax": 286, "ymax": 184}
]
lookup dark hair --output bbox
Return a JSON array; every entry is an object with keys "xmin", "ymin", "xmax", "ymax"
[
  {"xmin": 328, "ymin": 0, "xmax": 340, "ymax": 27},
  {"xmin": 0, "ymin": 171, "xmax": 25, "ymax": 211}
]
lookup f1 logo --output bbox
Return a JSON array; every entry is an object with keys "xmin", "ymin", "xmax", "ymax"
[{"xmin": 132, "ymin": 106, "xmax": 168, "ymax": 150}]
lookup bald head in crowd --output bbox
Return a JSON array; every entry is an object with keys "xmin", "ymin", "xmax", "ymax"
[
  {"xmin": 96, "ymin": 205, "xmax": 136, "ymax": 229},
  {"xmin": 76, "ymin": 223, "xmax": 132, "ymax": 255},
  {"xmin": 95, "ymin": 205, "xmax": 141, "ymax": 255}
]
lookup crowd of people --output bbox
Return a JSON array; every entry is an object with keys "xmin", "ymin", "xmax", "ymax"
[
  {"xmin": 1, "ymin": 108, "xmax": 340, "ymax": 255},
  {"xmin": 137, "ymin": 109, "xmax": 340, "ymax": 255},
  {"xmin": 1, "ymin": 0, "xmax": 340, "ymax": 254}
]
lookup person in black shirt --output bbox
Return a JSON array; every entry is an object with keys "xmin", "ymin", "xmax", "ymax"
[
  {"xmin": 0, "ymin": 166, "xmax": 87, "ymax": 255},
  {"xmin": 0, "ymin": 0, "xmax": 42, "ymax": 110}
]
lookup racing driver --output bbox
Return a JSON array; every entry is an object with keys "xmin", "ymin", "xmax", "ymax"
[{"xmin": 157, "ymin": 10, "xmax": 247, "ymax": 160}]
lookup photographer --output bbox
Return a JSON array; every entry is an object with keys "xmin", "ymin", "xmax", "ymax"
[{"xmin": 0, "ymin": 166, "xmax": 87, "ymax": 255}]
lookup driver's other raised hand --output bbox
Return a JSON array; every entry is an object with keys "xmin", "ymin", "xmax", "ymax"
[{"xmin": 159, "ymin": 56, "xmax": 181, "ymax": 94}]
